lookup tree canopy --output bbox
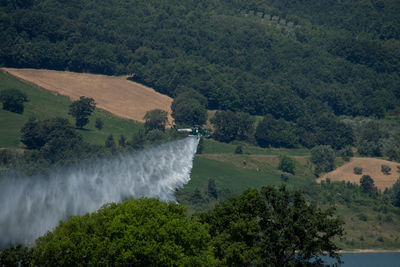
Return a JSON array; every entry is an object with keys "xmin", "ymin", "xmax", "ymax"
[
  {"xmin": 0, "ymin": 88, "xmax": 28, "ymax": 114},
  {"xmin": 143, "ymin": 109, "xmax": 168, "ymax": 132},
  {"xmin": 198, "ymin": 185, "xmax": 344, "ymax": 266},
  {"xmin": 1, "ymin": 0, "xmax": 399, "ymax": 122},
  {"xmin": 68, "ymin": 96, "xmax": 96, "ymax": 128},
  {"xmin": 33, "ymin": 198, "xmax": 214, "ymax": 266}
]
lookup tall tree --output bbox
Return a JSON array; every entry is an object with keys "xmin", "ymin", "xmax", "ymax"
[
  {"xmin": 68, "ymin": 96, "xmax": 96, "ymax": 129},
  {"xmin": 199, "ymin": 186, "xmax": 343, "ymax": 266},
  {"xmin": 0, "ymin": 88, "xmax": 28, "ymax": 114}
]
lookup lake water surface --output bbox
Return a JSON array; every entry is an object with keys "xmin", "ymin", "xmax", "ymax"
[{"xmin": 324, "ymin": 252, "xmax": 400, "ymax": 266}]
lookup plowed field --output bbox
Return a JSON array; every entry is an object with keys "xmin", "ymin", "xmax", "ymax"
[{"xmin": 2, "ymin": 68, "xmax": 173, "ymax": 124}]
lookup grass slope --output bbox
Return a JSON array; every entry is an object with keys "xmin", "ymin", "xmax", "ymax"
[
  {"xmin": 203, "ymin": 138, "xmax": 310, "ymax": 156},
  {"xmin": 0, "ymin": 70, "xmax": 142, "ymax": 148}
]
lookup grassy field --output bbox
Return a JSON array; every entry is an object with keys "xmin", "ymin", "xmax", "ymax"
[
  {"xmin": 0, "ymin": 70, "xmax": 142, "ymax": 148},
  {"xmin": 202, "ymin": 138, "xmax": 311, "ymax": 156}
]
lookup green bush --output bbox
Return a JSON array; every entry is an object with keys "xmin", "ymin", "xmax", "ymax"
[
  {"xmin": 381, "ymin": 164, "xmax": 391, "ymax": 174},
  {"xmin": 354, "ymin": 166, "xmax": 363, "ymax": 175},
  {"xmin": 0, "ymin": 88, "xmax": 28, "ymax": 114},
  {"xmin": 278, "ymin": 155, "xmax": 296, "ymax": 174},
  {"xmin": 234, "ymin": 145, "xmax": 243, "ymax": 154}
]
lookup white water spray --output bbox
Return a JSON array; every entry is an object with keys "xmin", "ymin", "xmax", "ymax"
[{"xmin": 0, "ymin": 137, "xmax": 199, "ymax": 247}]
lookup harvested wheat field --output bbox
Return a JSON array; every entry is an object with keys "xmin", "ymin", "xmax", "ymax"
[
  {"xmin": 2, "ymin": 68, "xmax": 173, "ymax": 124},
  {"xmin": 318, "ymin": 157, "xmax": 400, "ymax": 190}
]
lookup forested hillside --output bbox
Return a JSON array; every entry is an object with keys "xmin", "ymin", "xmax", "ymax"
[{"xmin": 1, "ymin": 0, "xmax": 399, "ymax": 121}]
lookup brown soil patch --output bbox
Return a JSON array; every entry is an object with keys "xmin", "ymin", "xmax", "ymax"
[
  {"xmin": 2, "ymin": 68, "xmax": 173, "ymax": 124},
  {"xmin": 318, "ymin": 157, "xmax": 400, "ymax": 190}
]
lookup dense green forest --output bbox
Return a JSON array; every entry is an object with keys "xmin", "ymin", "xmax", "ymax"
[{"xmin": 1, "ymin": 0, "xmax": 399, "ymax": 120}]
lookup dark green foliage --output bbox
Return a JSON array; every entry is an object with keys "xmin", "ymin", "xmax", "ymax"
[
  {"xmin": 385, "ymin": 178, "xmax": 400, "ymax": 207},
  {"xmin": 191, "ymin": 188, "xmax": 204, "ymax": 204},
  {"xmin": 127, "ymin": 129, "xmax": 146, "ymax": 150},
  {"xmin": 0, "ymin": 244, "xmax": 33, "ymax": 267},
  {"xmin": 207, "ymin": 178, "xmax": 218, "ymax": 199},
  {"xmin": 0, "ymin": 0, "xmax": 399, "ymax": 125},
  {"xmin": 146, "ymin": 129, "xmax": 168, "ymax": 144},
  {"xmin": 33, "ymin": 199, "xmax": 213, "ymax": 266},
  {"xmin": 386, "ymin": 147, "xmax": 400, "ymax": 162},
  {"xmin": 68, "ymin": 96, "xmax": 96, "ymax": 128},
  {"xmin": 173, "ymin": 100, "xmax": 207, "ymax": 127},
  {"xmin": 339, "ymin": 146, "xmax": 354, "ymax": 161},
  {"xmin": 255, "ymin": 115, "xmax": 297, "ymax": 148},
  {"xmin": 354, "ymin": 166, "xmax": 363, "ymax": 175},
  {"xmin": 381, "ymin": 164, "xmax": 391, "ymax": 174},
  {"xmin": 199, "ymin": 186, "xmax": 343, "ymax": 266},
  {"xmin": 394, "ymin": 191, "xmax": 400, "ymax": 208},
  {"xmin": 118, "ymin": 134, "xmax": 126, "ymax": 147},
  {"xmin": 143, "ymin": 109, "xmax": 168, "ymax": 133},
  {"xmin": 95, "ymin": 118, "xmax": 103, "ymax": 130},
  {"xmin": 296, "ymin": 113, "xmax": 354, "ymax": 150},
  {"xmin": 310, "ymin": 145, "xmax": 335, "ymax": 175},
  {"xmin": 280, "ymin": 173, "xmax": 289, "ymax": 182},
  {"xmin": 360, "ymin": 175, "xmax": 377, "ymax": 194},
  {"xmin": 234, "ymin": 145, "xmax": 243, "ymax": 154},
  {"xmin": 278, "ymin": 155, "xmax": 295, "ymax": 174},
  {"xmin": 210, "ymin": 111, "xmax": 238, "ymax": 143},
  {"xmin": 20, "ymin": 117, "xmax": 82, "ymax": 153},
  {"xmin": 196, "ymin": 137, "xmax": 204, "ymax": 154},
  {"xmin": 105, "ymin": 134, "xmax": 116, "ymax": 151},
  {"xmin": 357, "ymin": 121, "xmax": 383, "ymax": 157},
  {"xmin": 172, "ymin": 90, "xmax": 208, "ymax": 126},
  {"xmin": 235, "ymin": 112, "xmax": 255, "ymax": 141},
  {"xmin": 210, "ymin": 111, "xmax": 254, "ymax": 143},
  {"xmin": 0, "ymin": 88, "xmax": 28, "ymax": 114}
]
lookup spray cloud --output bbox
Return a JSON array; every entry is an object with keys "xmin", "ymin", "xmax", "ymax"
[{"xmin": 0, "ymin": 137, "xmax": 199, "ymax": 247}]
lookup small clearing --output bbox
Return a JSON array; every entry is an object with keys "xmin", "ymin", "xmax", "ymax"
[
  {"xmin": 2, "ymin": 68, "xmax": 173, "ymax": 124},
  {"xmin": 319, "ymin": 157, "xmax": 400, "ymax": 190}
]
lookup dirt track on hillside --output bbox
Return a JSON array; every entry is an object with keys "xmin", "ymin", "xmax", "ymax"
[
  {"xmin": 318, "ymin": 158, "xmax": 400, "ymax": 190},
  {"xmin": 2, "ymin": 68, "xmax": 173, "ymax": 124}
]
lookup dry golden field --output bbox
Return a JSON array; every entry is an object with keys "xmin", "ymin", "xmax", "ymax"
[
  {"xmin": 319, "ymin": 157, "xmax": 400, "ymax": 190},
  {"xmin": 2, "ymin": 68, "xmax": 173, "ymax": 124}
]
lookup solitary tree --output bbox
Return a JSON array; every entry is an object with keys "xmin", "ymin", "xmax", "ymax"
[
  {"xmin": 381, "ymin": 164, "xmax": 391, "ymax": 175},
  {"xmin": 68, "ymin": 96, "xmax": 96, "ymax": 128},
  {"xmin": 278, "ymin": 155, "xmax": 296, "ymax": 174},
  {"xmin": 0, "ymin": 88, "xmax": 28, "ymax": 114},
  {"xmin": 353, "ymin": 166, "xmax": 363, "ymax": 175}
]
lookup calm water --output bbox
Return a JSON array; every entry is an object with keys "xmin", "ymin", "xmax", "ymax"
[{"xmin": 324, "ymin": 252, "xmax": 400, "ymax": 266}]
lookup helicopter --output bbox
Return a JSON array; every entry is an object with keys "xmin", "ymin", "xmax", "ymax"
[{"xmin": 173, "ymin": 125, "xmax": 210, "ymax": 138}]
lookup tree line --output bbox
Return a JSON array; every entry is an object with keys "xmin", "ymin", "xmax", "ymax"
[{"xmin": 0, "ymin": 185, "xmax": 344, "ymax": 266}]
